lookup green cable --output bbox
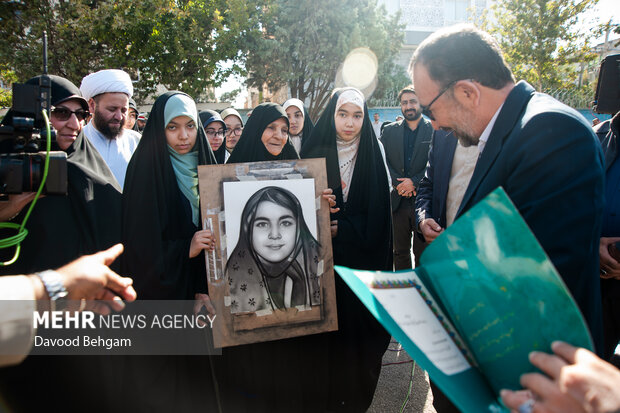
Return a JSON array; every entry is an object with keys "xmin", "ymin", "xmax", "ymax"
[
  {"xmin": 0, "ymin": 109, "xmax": 52, "ymax": 265},
  {"xmin": 399, "ymin": 360, "xmax": 416, "ymax": 413}
]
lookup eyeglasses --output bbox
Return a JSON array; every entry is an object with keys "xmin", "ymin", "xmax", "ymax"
[
  {"xmin": 420, "ymin": 80, "xmax": 457, "ymax": 120},
  {"xmin": 226, "ymin": 127, "xmax": 243, "ymax": 137},
  {"xmin": 51, "ymin": 107, "xmax": 90, "ymax": 121},
  {"xmin": 205, "ymin": 129, "xmax": 225, "ymax": 138}
]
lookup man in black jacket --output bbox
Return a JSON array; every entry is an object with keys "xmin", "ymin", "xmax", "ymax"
[
  {"xmin": 381, "ymin": 85, "xmax": 433, "ymax": 269},
  {"xmin": 595, "ymin": 111, "xmax": 620, "ymax": 366}
]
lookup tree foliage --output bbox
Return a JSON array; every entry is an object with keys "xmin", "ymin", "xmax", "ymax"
[
  {"xmin": 0, "ymin": 65, "xmax": 17, "ymax": 108},
  {"xmin": 219, "ymin": 87, "xmax": 242, "ymax": 104},
  {"xmin": 596, "ymin": 19, "xmax": 620, "ymax": 47},
  {"xmin": 0, "ymin": 0, "xmax": 263, "ymax": 101},
  {"xmin": 482, "ymin": 0, "xmax": 599, "ymax": 91},
  {"xmin": 243, "ymin": 0, "xmax": 405, "ymax": 118}
]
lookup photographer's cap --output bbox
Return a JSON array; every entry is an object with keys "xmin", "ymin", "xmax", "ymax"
[
  {"xmin": 80, "ymin": 69, "xmax": 133, "ymax": 101},
  {"xmin": 26, "ymin": 75, "xmax": 88, "ymax": 111}
]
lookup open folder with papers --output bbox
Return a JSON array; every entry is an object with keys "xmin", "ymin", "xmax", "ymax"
[{"xmin": 336, "ymin": 187, "xmax": 592, "ymax": 413}]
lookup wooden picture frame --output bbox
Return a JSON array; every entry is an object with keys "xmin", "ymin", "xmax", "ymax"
[{"xmin": 198, "ymin": 158, "xmax": 338, "ymax": 348}]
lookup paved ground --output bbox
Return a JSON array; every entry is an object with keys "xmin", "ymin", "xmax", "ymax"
[
  {"xmin": 369, "ymin": 339, "xmax": 436, "ymax": 413},
  {"xmin": 369, "ymin": 249, "xmax": 437, "ymax": 413}
]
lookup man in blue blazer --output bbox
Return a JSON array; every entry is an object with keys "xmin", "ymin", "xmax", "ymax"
[{"xmin": 411, "ymin": 24, "xmax": 605, "ymax": 356}]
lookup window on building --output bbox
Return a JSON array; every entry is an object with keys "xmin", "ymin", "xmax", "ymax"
[{"xmin": 445, "ymin": 0, "xmax": 469, "ymax": 23}]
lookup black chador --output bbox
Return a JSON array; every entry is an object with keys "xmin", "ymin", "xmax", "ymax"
[
  {"xmin": 226, "ymin": 102, "xmax": 299, "ymax": 164},
  {"xmin": 301, "ymin": 87, "xmax": 393, "ymax": 412},
  {"xmin": 119, "ymin": 91, "xmax": 219, "ymax": 412},
  {"xmin": 122, "ymin": 91, "xmax": 215, "ymax": 300}
]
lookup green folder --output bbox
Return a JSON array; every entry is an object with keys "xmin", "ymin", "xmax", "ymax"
[{"xmin": 336, "ymin": 187, "xmax": 592, "ymax": 413}]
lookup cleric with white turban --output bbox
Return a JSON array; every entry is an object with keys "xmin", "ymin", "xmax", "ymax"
[
  {"xmin": 80, "ymin": 69, "xmax": 140, "ymax": 190},
  {"xmin": 80, "ymin": 69, "xmax": 133, "ymax": 100}
]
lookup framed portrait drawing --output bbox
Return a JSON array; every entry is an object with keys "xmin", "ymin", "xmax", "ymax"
[{"xmin": 198, "ymin": 158, "xmax": 338, "ymax": 348}]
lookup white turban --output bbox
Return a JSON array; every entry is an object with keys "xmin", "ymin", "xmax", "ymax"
[
  {"xmin": 282, "ymin": 98, "xmax": 305, "ymax": 116},
  {"xmin": 80, "ymin": 69, "xmax": 133, "ymax": 100}
]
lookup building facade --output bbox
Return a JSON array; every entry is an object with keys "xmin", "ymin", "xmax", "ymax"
[{"xmin": 379, "ymin": 0, "xmax": 489, "ymax": 73}]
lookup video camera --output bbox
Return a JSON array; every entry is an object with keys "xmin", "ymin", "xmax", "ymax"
[
  {"xmin": 0, "ymin": 32, "xmax": 67, "ymax": 195},
  {"xmin": 593, "ymin": 53, "xmax": 620, "ymax": 115}
]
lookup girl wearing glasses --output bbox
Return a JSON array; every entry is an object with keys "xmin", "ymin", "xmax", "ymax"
[
  {"xmin": 199, "ymin": 110, "xmax": 227, "ymax": 163},
  {"xmin": 220, "ymin": 107, "xmax": 244, "ymax": 162}
]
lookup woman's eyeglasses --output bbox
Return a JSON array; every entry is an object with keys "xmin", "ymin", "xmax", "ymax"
[
  {"xmin": 51, "ymin": 107, "xmax": 90, "ymax": 121},
  {"xmin": 205, "ymin": 129, "xmax": 225, "ymax": 138},
  {"xmin": 226, "ymin": 127, "xmax": 243, "ymax": 136}
]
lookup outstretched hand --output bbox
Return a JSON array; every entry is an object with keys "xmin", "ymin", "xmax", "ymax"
[{"xmin": 54, "ymin": 243, "xmax": 137, "ymax": 315}]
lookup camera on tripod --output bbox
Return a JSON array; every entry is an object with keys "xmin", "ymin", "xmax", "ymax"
[{"xmin": 0, "ymin": 37, "xmax": 67, "ymax": 196}]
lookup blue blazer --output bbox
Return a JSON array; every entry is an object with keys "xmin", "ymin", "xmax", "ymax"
[
  {"xmin": 464, "ymin": 81, "xmax": 605, "ymax": 352},
  {"xmin": 417, "ymin": 81, "xmax": 605, "ymax": 353},
  {"xmin": 415, "ymin": 130, "xmax": 457, "ymax": 230}
]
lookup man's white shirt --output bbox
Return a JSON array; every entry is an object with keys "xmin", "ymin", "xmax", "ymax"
[{"xmin": 84, "ymin": 122, "xmax": 140, "ymax": 190}]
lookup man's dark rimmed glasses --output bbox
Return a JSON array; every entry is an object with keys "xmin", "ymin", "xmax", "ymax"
[
  {"xmin": 51, "ymin": 107, "xmax": 90, "ymax": 121},
  {"xmin": 421, "ymin": 80, "xmax": 458, "ymax": 121}
]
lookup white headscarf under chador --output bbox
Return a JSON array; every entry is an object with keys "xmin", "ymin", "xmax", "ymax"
[
  {"xmin": 283, "ymin": 98, "xmax": 305, "ymax": 116},
  {"xmin": 335, "ymin": 88, "xmax": 365, "ymax": 113},
  {"xmin": 333, "ymin": 87, "xmax": 365, "ymax": 202},
  {"xmin": 80, "ymin": 69, "xmax": 133, "ymax": 100}
]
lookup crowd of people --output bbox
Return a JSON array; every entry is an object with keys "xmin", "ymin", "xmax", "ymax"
[{"xmin": 0, "ymin": 23, "xmax": 619, "ymax": 413}]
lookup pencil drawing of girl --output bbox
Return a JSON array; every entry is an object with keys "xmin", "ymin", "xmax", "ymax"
[{"xmin": 226, "ymin": 186, "xmax": 321, "ymax": 314}]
